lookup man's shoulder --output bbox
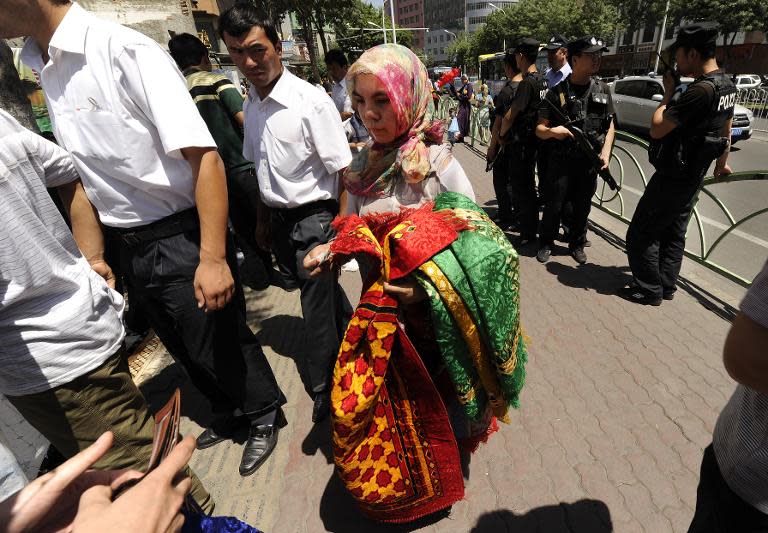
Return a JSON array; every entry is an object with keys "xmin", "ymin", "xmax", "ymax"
[{"xmin": 286, "ymin": 73, "xmax": 335, "ymax": 109}]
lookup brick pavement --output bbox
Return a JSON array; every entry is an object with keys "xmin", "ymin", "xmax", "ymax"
[{"xmin": 2, "ymin": 143, "xmax": 747, "ymax": 532}]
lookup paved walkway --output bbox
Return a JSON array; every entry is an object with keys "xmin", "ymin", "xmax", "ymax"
[{"xmin": 1, "ymin": 143, "xmax": 749, "ymax": 532}]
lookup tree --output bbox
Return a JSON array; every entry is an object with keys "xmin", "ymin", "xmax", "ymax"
[
  {"xmin": 470, "ymin": 0, "xmax": 623, "ymax": 58},
  {"xmin": 328, "ymin": 0, "xmax": 412, "ymax": 60},
  {"xmin": 446, "ymin": 33, "xmax": 476, "ymax": 71},
  {"xmin": 0, "ymin": 41, "xmax": 37, "ymax": 132},
  {"xmin": 669, "ymin": 0, "xmax": 768, "ymax": 46}
]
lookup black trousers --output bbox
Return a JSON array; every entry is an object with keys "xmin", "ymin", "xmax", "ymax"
[
  {"xmin": 688, "ymin": 445, "xmax": 768, "ymax": 532},
  {"xmin": 492, "ymin": 150, "xmax": 514, "ymax": 223},
  {"xmin": 115, "ymin": 225, "xmax": 285, "ymax": 421},
  {"xmin": 626, "ymin": 168, "xmax": 703, "ymax": 299},
  {"xmin": 270, "ymin": 206, "xmax": 352, "ymax": 395},
  {"xmin": 540, "ymin": 158, "xmax": 597, "ymax": 249},
  {"xmin": 507, "ymin": 142, "xmax": 539, "ymax": 239}
]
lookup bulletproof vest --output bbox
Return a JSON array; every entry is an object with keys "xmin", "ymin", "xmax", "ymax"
[
  {"xmin": 553, "ymin": 77, "xmax": 611, "ymax": 150},
  {"xmin": 511, "ymin": 72, "xmax": 547, "ymax": 143},
  {"xmin": 650, "ymin": 72, "xmax": 736, "ymax": 172}
]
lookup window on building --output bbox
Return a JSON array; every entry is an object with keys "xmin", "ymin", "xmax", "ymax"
[
  {"xmin": 665, "ymin": 23, "xmax": 676, "ymax": 39},
  {"xmin": 622, "ymin": 29, "xmax": 634, "ymax": 46},
  {"xmin": 642, "ymin": 19, "xmax": 656, "ymax": 43}
]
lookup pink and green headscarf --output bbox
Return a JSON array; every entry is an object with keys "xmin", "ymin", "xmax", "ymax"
[{"xmin": 343, "ymin": 44, "xmax": 444, "ymax": 198}]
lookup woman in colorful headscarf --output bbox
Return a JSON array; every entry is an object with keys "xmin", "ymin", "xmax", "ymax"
[
  {"xmin": 305, "ymin": 45, "xmax": 527, "ymax": 524},
  {"xmin": 456, "ymin": 74, "xmax": 474, "ymax": 141}
]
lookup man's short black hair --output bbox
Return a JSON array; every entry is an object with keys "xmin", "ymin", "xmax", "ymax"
[
  {"xmin": 49, "ymin": 0, "xmax": 71, "ymax": 4},
  {"xmin": 680, "ymin": 43, "xmax": 717, "ymax": 61},
  {"xmin": 168, "ymin": 33, "xmax": 208, "ymax": 71},
  {"xmin": 324, "ymin": 49, "xmax": 348, "ymax": 67},
  {"xmin": 218, "ymin": 3, "xmax": 279, "ymax": 47}
]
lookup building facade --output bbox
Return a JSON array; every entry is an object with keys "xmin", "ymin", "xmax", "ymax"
[
  {"xmin": 383, "ymin": 0, "xmax": 425, "ymax": 49},
  {"xmin": 423, "ymin": 0, "xmax": 463, "ymax": 34},
  {"xmin": 425, "ymin": 29, "xmax": 457, "ymax": 64},
  {"xmin": 465, "ymin": 1, "xmax": 516, "ymax": 34},
  {"xmin": 79, "ymin": 0, "xmax": 197, "ymax": 48}
]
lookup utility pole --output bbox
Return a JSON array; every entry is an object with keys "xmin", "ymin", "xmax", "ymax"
[
  {"xmin": 389, "ymin": 0, "xmax": 397, "ymax": 44},
  {"xmin": 654, "ymin": 0, "xmax": 671, "ymax": 74}
]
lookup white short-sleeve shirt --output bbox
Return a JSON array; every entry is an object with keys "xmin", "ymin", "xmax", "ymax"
[
  {"xmin": 331, "ymin": 78, "xmax": 354, "ymax": 115},
  {"xmin": 243, "ymin": 69, "xmax": 353, "ymax": 208},
  {"xmin": 0, "ymin": 110, "xmax": 124, "ymax": 396},
  {"xmin": 20, "ymin": 3, "xmax": 217, "ymax": 228}
]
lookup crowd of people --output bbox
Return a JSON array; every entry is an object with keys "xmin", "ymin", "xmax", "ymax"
[{"xmin": 0, "ymin": 0, "xmax": 764, "ymax": 531}]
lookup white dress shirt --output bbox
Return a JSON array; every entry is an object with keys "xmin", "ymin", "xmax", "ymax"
[
  {"xmin": 0, "ymin": 110, "xmax": 124, "ymax": 396},
  {"xmin": 243, "ymin": 69, "xmax": 352, "ymax": 208},
  {"xmin": 331, "ymin": 77, "xmax": 353, "ymax": 115},
  {"xmin": 21, "ymin": 3, "xmax": 217, "ymax": 228}
]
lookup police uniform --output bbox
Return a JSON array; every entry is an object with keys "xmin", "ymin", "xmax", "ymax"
[
  {"xmin": 504, "ymin": 38, "xmax": 547, "ymax": 242},
  {"xmin": 491, "ymin": 54, "xmax": 521, "ymax": 227},
  {"xmin": 624, "ymin": 23, "xmax": 736, "ymax": 304},
  {"xmin": 538, "ymin": 36, "xmax": 612, "ymax": 263}
]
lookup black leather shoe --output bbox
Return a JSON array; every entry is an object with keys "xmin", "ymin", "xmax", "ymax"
[
  {"xmin": 571, "ymin": 247, "xmax": 588, "ymax": 265},
  {"xmin": 312, "ymin": 393, "xmax": 331, "ymax": 423},
  {"xmin": 196, "ymin": 427, "xmax": 229, "ymax": 450},
  {"xmin": 239, "ymin": 424, "xmax": 279, "ymax": 476},
  {"xmin": 663, "ymin": 290, "xmax": 675, "ymax": 301},
  {"xmin": 196, "ymin": 416, "xmax": 241, "ymax": 450},
  {"xmin": 536, "ymin": 245, "xmax": 552, "ymax": 263}
]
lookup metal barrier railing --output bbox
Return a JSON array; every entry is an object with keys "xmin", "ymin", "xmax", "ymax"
[
  {"xmin": 736, "ymin": 87, "xmax": 768, "ymax": 133},
  {"xmin": 594, "ymin": 132, "xmax": 768, "ymax": 288},
  {"xmin": 436, "ymin": 95, "xmax": 767, "ymax": 287}
]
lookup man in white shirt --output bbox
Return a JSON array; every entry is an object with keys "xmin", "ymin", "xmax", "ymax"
[
  {"xmin": 325, "ymin": 49, "xmax": 354, "ymax": 120},
  {"xmin": 220, "ymin": 5, "xmax": 352, "ymax": 424},
  {"xmin": 544, "ymin": 34, "xmax": 572, "ymax": 88},
  {"xmin": 4, "ymin": 0, "xmax": 285, "ymax": 478},
  {"xmin": 0, "ymin": 109, "xmax": 211, "ymax": 509}
]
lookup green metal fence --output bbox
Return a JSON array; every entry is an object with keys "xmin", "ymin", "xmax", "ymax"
[{"xmin": 435, "ymin": 96, "xmax": 768, "ymax": 287}]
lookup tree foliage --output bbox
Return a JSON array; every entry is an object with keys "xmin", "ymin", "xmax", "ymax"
[{"xmin": 669, "ymin": 0, "xmax": 768, "ymax": 45}]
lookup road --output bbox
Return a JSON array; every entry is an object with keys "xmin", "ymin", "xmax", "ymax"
[{"xmin": 602, "ymin": 133, "xmax": 768, "ymax": 284}]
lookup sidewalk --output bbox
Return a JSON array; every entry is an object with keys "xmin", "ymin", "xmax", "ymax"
[{"xmin": 7, "ymin": 143, "xmax": 746, "ymax": 532}]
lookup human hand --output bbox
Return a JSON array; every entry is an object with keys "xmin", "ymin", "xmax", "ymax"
[
  {"xmin": 662, "ymin": 70, "xmax": 676, "ymax": 95},
  {"xmin": 550, "ymin": 126, "xmax": 574, "ymax": 141},
  {"xmin": 0, "ymin": 432, "xmax": 142, "ymax": 533},
  {"xmin": 714, "ymin": 162, "xmax": 733, "ymax": 178},
  {"xmin": 194, "ymin": 256, "xmax": 234, "ymax": 312},
  {"xmin": 383, "ymin": 278, "xmax": 428, "ymax": 306},
  {"xmin": 90, "ymin": 260, "xmax": 116, "ymax": 290},
  {"xmin": 72, "ymin": 435, "xmax": 196, "ymax": 533},
  {"xmin": 599, "ymin": 153, "xmax": 611, "ymax": 170},
  {"xmin": 303, "ymin": 244, "xmax": 333, "ymax": 278}
]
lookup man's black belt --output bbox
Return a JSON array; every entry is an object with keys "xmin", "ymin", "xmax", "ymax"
[
  {"xmin": 110, "ymin": 208, "xmax": 199, "ymax": 247},
  {"xmin": 271, "ymin": 199, "xmax": 339, "ymax": 224}
]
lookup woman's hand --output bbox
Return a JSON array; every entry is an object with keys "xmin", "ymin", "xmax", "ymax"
[{"xmin": 383, "ymin": 278, "xmax": 428, "ymax": 306}]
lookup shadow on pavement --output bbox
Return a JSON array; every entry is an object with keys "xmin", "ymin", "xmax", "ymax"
[
  {"xmin": 256, "ymin": 314, "xmax": 314, "ymax": 397},
  {"xmin": 470, "ymin": 499, "xmax": 613, "ymax": 532},
  {"xmin": 319, "ymin": 472, "xmax": 451, "ymax": 532},
  {"xmin": 301, "ymin": 418, "xmax": 333, "ymax": 464},
  {"xmin": 678, "ymin": 278, "xmax": 739, "ymax": 322},
  {"xmin": 545, "ymin": 261, "xmax": 633, "ymax": 296}
]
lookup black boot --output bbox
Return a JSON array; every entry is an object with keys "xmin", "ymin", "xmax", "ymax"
[{"xmin": 196, "ymin": 415, "xmax": 241, "ymax": 450}]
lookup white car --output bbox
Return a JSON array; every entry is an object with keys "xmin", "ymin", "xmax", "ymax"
[
  {"xmin": 610, "ymin": 76, "xmax": 753, "ymax": 143},
  {"xmin": 734, "ymin": 74, "xmax": 762, "ymax": 90}
]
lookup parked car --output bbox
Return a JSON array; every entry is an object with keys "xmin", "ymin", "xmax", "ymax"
[
  {"xmin": 733, "ymin": 74, "xmax": 762, "ymax": 90},
  {"xmin": 610, "ymin": 76, "xmax": 753, "ymax": 143}
]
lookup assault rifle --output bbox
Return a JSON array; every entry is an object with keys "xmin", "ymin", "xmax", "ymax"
[{"xmin": 542, "ymin": 98, "xmax": 621, "ymax": 191}]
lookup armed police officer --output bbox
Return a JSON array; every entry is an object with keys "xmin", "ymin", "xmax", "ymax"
[
  {"xmin": 621, "ymin": 23, "xmax": 735, "ymax": 306},
  {"xmin": 499, "ymin": 38, "xmax": 547, "ymax": 246},
  {"xmin": 487, "ymin": 49, "xmax": 523, "ymax": 229},
  {"xmin": 536, "ymin": 36, "xmax": 616, "ymax": 264}
]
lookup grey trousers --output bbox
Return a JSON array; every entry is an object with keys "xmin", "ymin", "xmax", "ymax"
[{"xmin": 270, "ymin": 207, "xmax": 352, "ymax": 395}]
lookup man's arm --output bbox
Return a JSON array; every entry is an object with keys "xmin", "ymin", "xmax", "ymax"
[
  {"xmin": 500, "ymin": 80, "xmax": 532, "ymax": 137},
  {"xmin": 181, "ymin": 147, "xmax": 234, "ymax": 312},
  {"xmin": 58, "ymin": 181, "xmax": 115, "ymax": 289},
  {"xmin": 723, "ymin": 312, "xmax": 768, "ymax": 394},
  {"xmin": 714, "ymin": 117, "xmax": 733, "ymax": 177},
  {"xmin": 600, "ymin": 118, "xmax": 616, "ymax": 169}
]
